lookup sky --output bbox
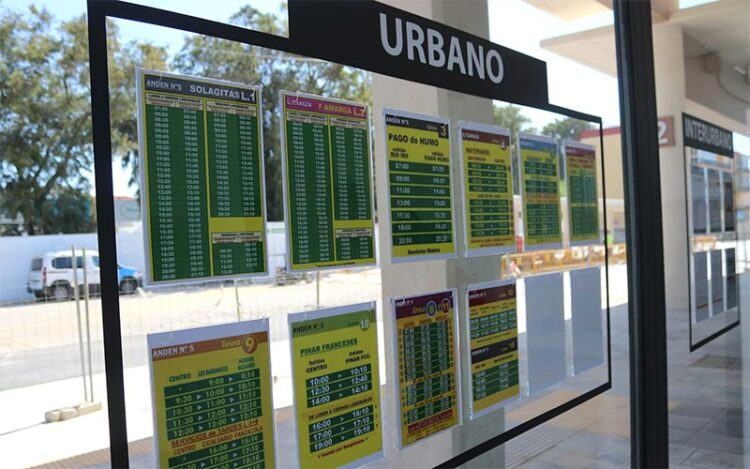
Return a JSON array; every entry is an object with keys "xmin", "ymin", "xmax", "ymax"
[{"xmin": 2, "ymin": 0, "xmax": 743, "ymax": 197}]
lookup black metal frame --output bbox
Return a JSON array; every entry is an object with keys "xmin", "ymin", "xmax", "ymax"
[
  {"xmin": 86, "ymin": 1, "xmax": 613, "ymax": 467},
  {"xmin": 613, "ymin": 1, "xmax": 669, "ymax": 467}
]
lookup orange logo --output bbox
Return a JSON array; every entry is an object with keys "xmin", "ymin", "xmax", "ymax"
[{"xmin": 242, "ymin": 335, "xmax": 258, "ymax": 354}]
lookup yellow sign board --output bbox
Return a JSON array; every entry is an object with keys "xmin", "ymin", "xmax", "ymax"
[
  {"xmin": 564, "ymin": 141, "xmax": 600, "ymax": 245},
  {"xmin": 148, "ymin": 319, "xmax": 276, "ymax": 469},
  {"xmin": 519, "ymin": 133, "xmax": 562, "ymax": 250},
  {"xmin": 289, "ymin": 303, "xmax": 383, "ymax": 467},
  {"xmin": 392, "ymin": 290, "xmax": 460, "ymax": 447},
  {"xmin": 458, "ymin": 122, "xmax": 515, "ymax": 256},
  {"xmin": 466, "ymin": 280, "xmax": 519, "ymax": 418},
  {"xmin": 384, "ymin": 109, "xmax": 456, "ymax": 262}
]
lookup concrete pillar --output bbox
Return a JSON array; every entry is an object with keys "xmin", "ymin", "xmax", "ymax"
[
  {"xmin": 372, "ymin": 0, "xmax": 502, "ymax": 466},
  {"xmin": 652, "ymin": 23, "xmax": 689, "ymax": 312}
]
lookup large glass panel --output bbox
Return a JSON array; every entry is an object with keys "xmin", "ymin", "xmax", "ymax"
[
  {"xmin": 2, "ymin": 0, "xmax": 634, "ymax": 467},
  {"xmin": 654, "ymin": 1, "xmax": 749, "ymax": 466},
  {"xmin": 0, "ymin": 1, "xmax": 111, "ymax": 466}
]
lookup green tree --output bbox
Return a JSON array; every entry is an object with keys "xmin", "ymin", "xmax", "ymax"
[
  {"xmin": 493, "ymin": 104, "xmax": 535, "ymax": 195},
  {"xmin": 171, "ymin": 6, "xmax": 371, "ymax": 221},
  {"xmin": 493, "ymin": 104, "xmax": 536, "ymax": 137},
  {"xmin": 542, "ymin": 117, "xmax": 593, "ymax": 185},
  {"xmin": 0, "ymin": 6, "xmax": 167, "ymax": 234},
  {"xmin": 542, "ymin": 117, "xmax": 593, "ymax": 141}
]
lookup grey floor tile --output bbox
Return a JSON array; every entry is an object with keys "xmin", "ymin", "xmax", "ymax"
[
  {"xmin": 669, "ymin": 413, "xmax": 712, "ymax": 432},
  {"xmin": 681, "ymin": 449, "xmax": 745, "ymax": 468},
  {"xmin": 686, "ymin": 431, "xmax": 744, "ymax": 456},
  {"xmin": 669, "ymin": 444, "xmax": 697, "ymax": 465}
]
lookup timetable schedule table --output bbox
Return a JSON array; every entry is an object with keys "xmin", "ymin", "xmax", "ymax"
[
  {"xmin": 393, "ymin": 290, "xmax": 459, "ymax": 447},
  {"xmin": 385, "ymin": 110, "xmax": 455, "ymax": 262},
  {"xmin": 289, "ymin": 304, "xmax": 383, "ymax": 468},
  {"xmin": 466, "ymin": 281, "xmax": 519, "ymax": 417},
  {"xmin": 148, "ymin": 320, "xmax": 276, "ymax": 469},
  {"xmin": 138, "ymin": 71, "xmax": 267, "ymax": 284},
  {"xmin": 519, "ymin": 134, "xmax": 562, "ymax": 250},
  {"xmin": 459, "ymin": 124, "xmax": 515, "ymax": 256},
  {"xmin": 564, "ymin": 142, "xmax": 599, "ymax": 245},
  {"xmin": 282, "ymin": 93, "xmax": 375, "ymax": 271}
]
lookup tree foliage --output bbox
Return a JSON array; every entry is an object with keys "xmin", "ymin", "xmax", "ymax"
[
  {"xmin": 542, "ymin": 117, "xmax": 593, "ymax": 141},
  {"xmin": 0, "ymin": 6, "xmax": 167, "ymax": 234},
  {"xmin": 493, "ymin": 104, "xmax": 536, "ymax": 137}
]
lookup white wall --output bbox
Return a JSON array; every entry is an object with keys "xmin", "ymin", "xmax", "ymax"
[{"xmin": 0, "ymin": 221, "xmax": 289, "ymax": 303}]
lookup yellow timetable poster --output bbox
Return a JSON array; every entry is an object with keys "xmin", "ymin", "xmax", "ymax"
[
  {"xmin": 458, "ymin": 122, "xmax": 515, "ymax": 256},
  {"xmin": 519, "ymin": 133, "xmax": 562, "ymax": 250},
  {"xmin": 289, "ymin": 303, "xmax": 383, "ymax": 468},
  {"xmin": 564, "ymin": 141, "xmax": 600, "ymax": 245},
  {"xmin": 392, "ymin": 290, "xmax": 460, "ymax": 447},
  {"xmin": 466, "ymin": 280, "xmax": 519, "ymax": 419},
  {"xmin": 147, "ymin": 319, "xmax": 275, "ymax": 469},
  {"xmin": 384, "ymin": 109, "xmax": 456, "ymax": 262}
]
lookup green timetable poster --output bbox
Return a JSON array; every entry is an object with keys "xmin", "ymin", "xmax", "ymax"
[
  {"xmin": 289, "ymin": 303, "xmax": 383, "ymax": 468},
  {"xmin": 518, "ymin": 133, "xmax": 562, "ymax": 250},
  {"xmin": 384, "ymin": 109, "xmax": 456, "ymax": 263},
  {"xmin": 392, "ymin": 289, "xmax": 460, "ymax": 447},
  {"xmin": 281, "ymin": 92, "xmax": 375, "ymax": 271},
  {"xmin": 564, "ymin": 141, "xmax": 600, "ymax": 245},
  {"xmin": 458, "ymin": 122, "xmax": 515, "ymax": 257},
  {"xmin": 137, "ymin": 70, "xmax": 267, "ymax": 284},
  {"xmin": 147, "ymin": 319, "xmax": 276, "ymax": 469},
  {"xmin": 465, "ymin": 280, "xmax": 519, "ymax": 419}
]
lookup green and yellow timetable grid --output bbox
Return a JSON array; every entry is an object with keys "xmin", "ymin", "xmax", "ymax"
[
  {"xmin": 147, "ymin": 319, "xmax": 276, "ymax": 469},
  {"xmin": 392, "ymin": 289, "xmax": 460, "ymax": 448},
  {"xmin": 137, "ymin": 70, "xmax": 267, "ymax": 284},
  {"xmin": 458, "ymin": 122, "xmax": 515, "ymax": 257},
  {"xmin": 289, "ymin": 303, "xmax": 383, "ymax": 468},
  {"xmin": 518, "ymin": 133, "xmax": 562, "ymax": 250},
  {"xmin": 564, "ymin": 141, "xmax": 600, "ymax": 246},
  {"xmin": 465, "ymin": 280, "xmax": 519, "ymax": 419},
  {"xmin": 281, "ymin": 92, "xmax": 375, "ymax": 271},
  {"xmin": 384, "ymin": 109, "xmax": 456, "ymax": 263}
]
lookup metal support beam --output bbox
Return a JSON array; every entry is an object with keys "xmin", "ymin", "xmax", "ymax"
[
  {"xmin": 613, "ymin": 1, "xmax": 669, "ymax": 467},
  {"xmin": 86, "ymin": 1, "xmax": 130, "ymax": 466}
]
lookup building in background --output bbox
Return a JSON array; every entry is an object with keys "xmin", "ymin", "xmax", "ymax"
[{"xmin": 526, "ymin": 0, "xmax": 750, "ymax": 311}]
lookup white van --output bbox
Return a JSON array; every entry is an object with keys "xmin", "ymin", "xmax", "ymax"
[{"xmin": 27, "ymin": 250, "xmax": 142, "ymax": 301}]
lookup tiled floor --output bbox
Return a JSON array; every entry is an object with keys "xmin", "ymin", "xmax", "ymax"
[
  {"xmin": 502, "ymin": 304, "xmax": 747, "ymax": 468},
  {"xmin": 34, "ymin": 304, "xmax": 747, "ymax": 468}
]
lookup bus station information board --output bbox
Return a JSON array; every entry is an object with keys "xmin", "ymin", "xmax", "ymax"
[
  {"xmin": 392, "ymin": 290, "xmax": 459, "ymax": 447},
  {"xmin": 564, "ymin": 141, "xmax": 600, "ymax": 245},
  {"xmin": 458, "ymin": 122, "xmax": 515, "ymax": 256},
  {"xmin": 147, "ymin": 319, "xmax": 276, "ymax": 469},
  {"xmin": 384, "ymin": 109, "xmax": 456, "ymax": 262},
  {"xmin": 289, "ymin": 303, "xmax": 383, "ymax": 468},
  {"xmin": 519, "ymin": 133, "xmax": 562, "ymax": 250},
  {"xmin": 465, "ymin": 280, "xmax": 519, "ymax": 419},
  {"xmin": 281, "ymin": 92, "xmax": 375, "ymax": 271},
  {"xmin": 137, "ymin": 70, "xmax": 267, "ymax": 284}
]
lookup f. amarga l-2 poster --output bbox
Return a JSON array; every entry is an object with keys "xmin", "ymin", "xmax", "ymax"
[
  {"xmin": 148, "ymin": 319, "xmax": 276, "ymax": 469},
  {"xmin": 280, "ymin": 92, "xmax": 376, "ymax": 272},
  {"xmin": 289, "ymin": 303, "xmax": 383, "ymax": 468},
  {"xmin": 392, "ymin": 289, "xmax": 460, "ymax": 447}
]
